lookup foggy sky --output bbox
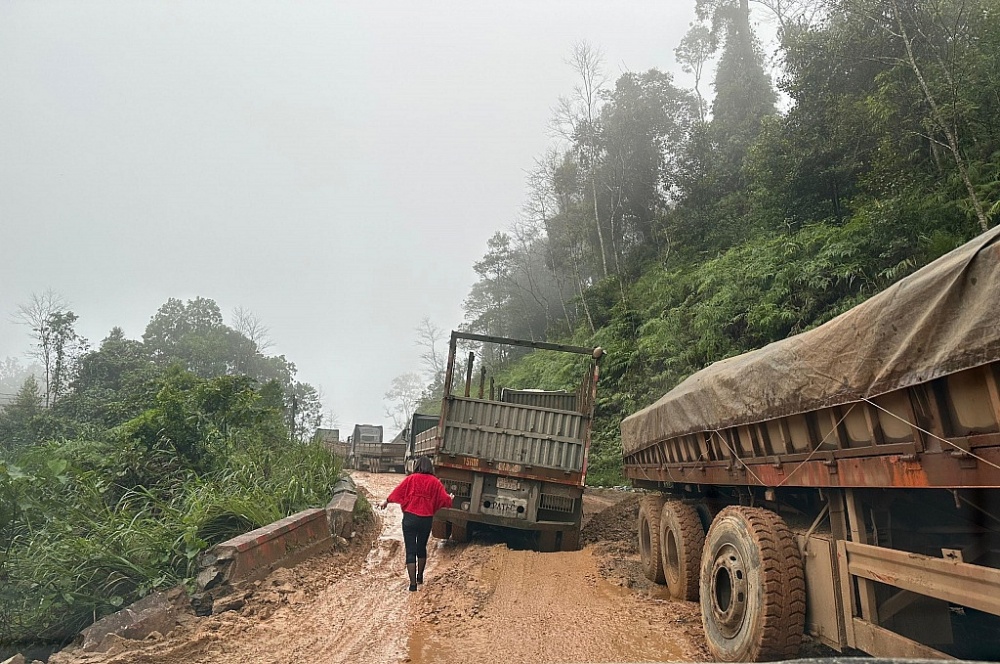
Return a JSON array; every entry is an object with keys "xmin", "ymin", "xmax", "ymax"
[{"xmin": 0, "ymin": 1, "xmax": 701, "ymax": 431}]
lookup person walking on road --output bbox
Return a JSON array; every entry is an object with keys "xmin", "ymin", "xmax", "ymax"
[{"xmin": 379, "ymin": 456, "xmax": 453, "ymax": 591}]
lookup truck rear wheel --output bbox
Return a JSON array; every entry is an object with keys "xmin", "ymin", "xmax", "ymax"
[
  {"xmin": 699, "ymin": 506, "xmax": 805, "ymax": 662},
  {"xmin": 659, "ymin": 501, "xmax": 705, "ymax": 601},
  {"xmin": 559, "ymin": 526, "xmax": 581, "ymax": 551},
  {"xmin": 431, "ymin": 519, "xmax": 449, "ymax": 540},
  {"xmin": 537, "ymin": 530, "xmax": 558, "ymax": 552},
  {"xmin": 695, "ymin": 502, "xmax": 715, "ymax": 533},
  {"xmin": 450, "ymin": 522, "xmax": 470, "ymax": 543},
  {"xmin": 638, "ymin": 496, "xmax": 666, "ymax": 583}
]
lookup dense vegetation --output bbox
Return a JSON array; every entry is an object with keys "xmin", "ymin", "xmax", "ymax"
[
  {"xmin": 454, "ymin": 0, "xmax": 999, "ymax": 484},
  {"xmin": 0, "ymin": 298, "xmax": 338, "ymax": 645}
]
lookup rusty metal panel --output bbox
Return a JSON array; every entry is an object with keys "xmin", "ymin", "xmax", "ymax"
[
  {"xmin": 624, "ymin": 444, "xmax": 1000, "ymax": 488},
  {"xmin": 797, "ymin": 534, "xmax": 847, "ymax": 651},
  {"xmin": 441, "ymin": 397, "xmax": 586, "ymax": 473},
  {"xmin": 413, "ymin": 425, "xmax": 439, "ymax": 457},
  {"xmin": 850, "ymin": 620, "xmax": 953, "ymax": 659},
  {"xmin": 500, "ymin": 388, "xmax": 578, "ymax": 413}
]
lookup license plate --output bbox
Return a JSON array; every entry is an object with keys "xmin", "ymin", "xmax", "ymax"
[{"xmin": 496, "ymin": 477, "xmax": 520, "ymax": 491}]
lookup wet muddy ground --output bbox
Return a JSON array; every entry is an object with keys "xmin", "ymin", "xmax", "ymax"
[{"xmin": 49, "ymin": 472, "xmax": 708, "ymax": 664}]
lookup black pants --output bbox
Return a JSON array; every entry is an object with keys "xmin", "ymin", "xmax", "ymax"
[{"xmin": 402, "ymin": 512, "xmax": 433, "ymax": 564}]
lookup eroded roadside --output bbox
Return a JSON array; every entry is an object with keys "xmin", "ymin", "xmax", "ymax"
[{"xmin": 49, "ymin": 472, "xmax": 707, "ymax": 664}]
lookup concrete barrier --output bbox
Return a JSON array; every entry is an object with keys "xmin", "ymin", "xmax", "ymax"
[
  {"xmin": 326, "ymin": 475, "xmax": 359, "ymax": 538},
  {"xmin": 198, "ymin": 508, "xmax": 332, "ymax": 591}
]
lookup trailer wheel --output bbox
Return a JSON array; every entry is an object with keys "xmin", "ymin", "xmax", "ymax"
[
  {"xmin": 431, "ymin": 519, "xmax": 449, "ymax": 540},
  {"xmin": 659, "ymin": 501, "xmax": 705, "ymax": 601},
  {"xmin": 695, "ymin": 502, "xmax": 716, "ymax": 533},
  {"xmin": 638, "ymin": 496, "xmax": 666, "ymax": 584},
  {"xmin": 699, "ymin": 506, "xmax": 805, "ymax": 662},
  {"xmin": 450, "ymin": 522, "xmax": 470, "ymax": 543}
]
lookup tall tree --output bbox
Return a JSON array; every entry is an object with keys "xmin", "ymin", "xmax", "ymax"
[
  {"xmin": 143, "ymin": 297, "xmax": 238, "ymax": 378},
  {"xmin": 44, "ymin": 311, "xmax": 88, "ymax": 406},
  {"xmin": 553, "ymin": 42, "xmax": 612, "ymax": 278},
  {"xmin": 14, "ymin": 290, "xmax": 67, "ymax": 407},
  {"xmin": 834, "ymin": 0, "xmax": 995, "ymax": 232},
  {"xmin": 463, "ymin": 232, "xmax": 514, "ymax": 343},
  {"xmin": 0, "ymin": 375, "xmax": 42, "ymax": 457},
  {"xmin": 231, "ymin": 306, "xmax": 273, "ymax": 376},
  {"xmin": 62, "ymin": 327, "xmax": 160, "ymax": 427},
  {"xmin": 710, "ymin": 0, "xmax": 778, "ymax": 179},
  {"xmin": 384, "ymin": 372, "xmax": 425, "ymax": 430},
  {"xmin": 288, "ymin": 381, "xmax": 322, "ymax": 442},
  {"xmin": 675, "ymin": 25, "xmax": 717, "ymax": 123}
]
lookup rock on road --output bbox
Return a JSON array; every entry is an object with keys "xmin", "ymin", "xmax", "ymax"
[{"xmin": 51, "ymin": 471, "xmax": 707, "ymax": 664}]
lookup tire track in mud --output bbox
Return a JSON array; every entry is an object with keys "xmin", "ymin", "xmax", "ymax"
[{"xmin": 408, "ymin": 542, "xmax": 702, "ymax": 664}]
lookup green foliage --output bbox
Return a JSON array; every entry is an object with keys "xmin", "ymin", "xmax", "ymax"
[
  {"xmin": 1, "ymin": 305, "xmax": 341, "ymax": 646},
  {"xmin": 353, "ymin": 492, "xmax": 373, "ymax": 521},
  {"xmin": 0, "ymin": 377, "xmax": 43, "ymax": 458},
  {"xmin": 1, "ymin": 393, "xmax": 341, "ymax": 644}
]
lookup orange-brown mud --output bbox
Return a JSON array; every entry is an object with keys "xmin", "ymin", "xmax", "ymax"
[{"xmin": 49, "ymin": 473, "xmax": 708, "ymax": 664}]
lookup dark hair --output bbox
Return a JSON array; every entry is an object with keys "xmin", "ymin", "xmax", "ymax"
[{"xmin": 414, "ymin": 456, "xmax": 434, "ymax": 475}]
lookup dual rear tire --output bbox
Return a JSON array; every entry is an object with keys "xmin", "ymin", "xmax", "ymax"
[
  {"xmin": 638, "ymin": 496, "xmax": 702, "ymax": 600},
  {"xmin": 431, "ymin": 519, "xmax": 470, "ymax": 543},
  {"xmin": 537, "ymin": 527, "xmax": 581, "ymax": 552},
  {"xmin": 659, "ymin": 501, "xmax": 705, "ymax": 601},
  {"xmin": 638, "ymin": 498, "xmax": 806, "ymax": 662}
]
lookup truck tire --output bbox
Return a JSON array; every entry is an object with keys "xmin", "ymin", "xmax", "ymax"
[
  {"xmin": 695, "ymin": 502, "xmax": 716, "ymax": 533},
  {"xmin": 659, "ymin": 501, "xmax": 705, "ymax": 601},
  {"xmin": 699, "ymin": 506, "xmax": 805, "ymax": 662},
  {"xmin": 638, "ymin": 496, "xmax": 666, "ymax": 584},
  {"xmin": 431, "ymin": 519, "xmax": 449, "ymax": 540},
  {"xmin": 559, "ymin": 526, "xmax": 581, "ymax": 552},
  {"xmin": 450, "ymin": 522, "xmax": 470, "ymax": 543},
  {"xmin": 537, "ymin": 530, "xmax": 558, "ymax": 553}
]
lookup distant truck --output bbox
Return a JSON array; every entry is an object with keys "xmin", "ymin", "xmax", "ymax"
[
  {"xmin": 621, "ymin": 227, "xmax": 1000, "ymax": 661},
  {"xmin": 403, "ymin": 413, "xmax": 440, "ymax": 474},
  {"xmin": 315, "ymin": 427, "xmax": 353, "ymax": 467},
  {"xmin": 351, "ymin": 423, "xmax": 405, "ymax": 473},
  {"xmin": 412, "ymin": 331, "xmax": 602, "ymax": 552}
]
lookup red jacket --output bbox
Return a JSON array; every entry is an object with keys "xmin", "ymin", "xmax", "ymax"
[{"xmin": 386, "ymin": 472, "xmax": 453, "ymax": 517}]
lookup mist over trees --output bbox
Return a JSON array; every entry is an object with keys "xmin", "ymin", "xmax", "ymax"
[{"xmin": 461, "ymin": 0, "xmax": 998, "ymax": 482}]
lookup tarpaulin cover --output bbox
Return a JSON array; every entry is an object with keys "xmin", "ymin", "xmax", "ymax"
[{"xmin": 621, "ymin": 225, "xmax": 1000, "ymax": 456}]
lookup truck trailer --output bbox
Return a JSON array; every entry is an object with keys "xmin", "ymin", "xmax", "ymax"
[
  {"xmin": 621, "ymin": 226, "xmax": 1000, "ymax": 661},
  {"xmin": 412, "ymin": 331, "xmax": 602, "ymax": 551},
  {"xmin": 350, "ymin": 424, "xmax": 403, "ymax": 473},
  {"xmin": 403, "ymin": 412, "xmax": 440, "ymax": 474}
]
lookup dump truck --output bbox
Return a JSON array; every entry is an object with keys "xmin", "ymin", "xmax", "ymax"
[
  {"xmin": 350, "ymin": 423, "xmax": 404, "ymax": 473},
  {"xmin": 403, "ymin": 412, "xmax": 440, "ymax": 474},
  {"xmin": 412, "ymin": 331, "xmax": 602, "ymax": 551},
  {"xmin": 313, "ymin": 427, "xmax": 344, "ymax": 456},
  {"xmin": 621, "ymin": 226, "xmax": 1000, "ymax": 661}
]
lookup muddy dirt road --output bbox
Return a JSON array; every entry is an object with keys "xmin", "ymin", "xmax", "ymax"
[{"xmin": 52, "ymin": 472, "xmax": 707, "ymax": 664}]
